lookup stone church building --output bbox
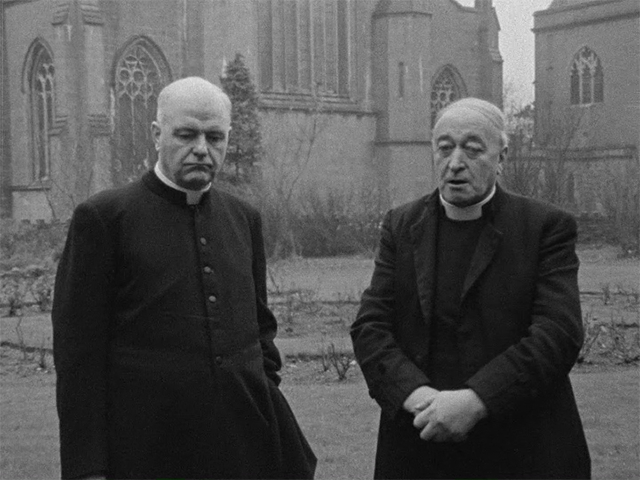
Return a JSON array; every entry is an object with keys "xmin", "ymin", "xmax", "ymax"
[
  {"xmin": 1, "ymin": 0, "xmax": 502, "ymax": 221},
  {"xmin": 533, "ymin": 0, "xmax": 639, "ymax": 214}
]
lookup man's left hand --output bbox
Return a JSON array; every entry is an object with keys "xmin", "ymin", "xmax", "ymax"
[{"xmin": 413, "ymin": 389, "xmax": 488, "ymax": 442}]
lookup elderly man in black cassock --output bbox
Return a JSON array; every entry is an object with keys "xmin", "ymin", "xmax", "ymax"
[
  {"xmin": 351, "ymin": 97, "xmax": 591, "ymax": 479},
  {"xmin": 52, "ymin": 77, "xmax": 316, "ymax": 480}
]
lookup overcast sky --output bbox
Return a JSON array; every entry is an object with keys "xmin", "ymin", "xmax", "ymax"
[
  {"xmin": 494, "ymin": 0, "xmax": 554, "ymax": 104},
  {"xmin": 459, "ymin": 0, "xmax": 554, "ymax": 105}
]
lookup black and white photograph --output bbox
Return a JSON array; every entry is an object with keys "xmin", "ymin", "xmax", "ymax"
[{"xmin": 1, "ymin": 1, "xmax": 638, "ymax": 479}]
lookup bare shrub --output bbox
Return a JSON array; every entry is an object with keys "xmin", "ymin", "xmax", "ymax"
[
  {"xmin": 600, "ymin": 283, "xmax": 612, "ymax": 305},
  {"xmin": 30, "ymin": 273, "xmax": 54, "ymax": 312},
  {"xmin": 578, "ymin": 309, "xmax": 604, "ymax": 364},
  {"xmin": 607, "ymin": 313, "xmax": 640, "ymax": 364},
  {"xmin": 36, "ymin": 337, "xmax": 49, "ymax": 371},
  {"xmin": 1, "ymin": 271, "xmax": 28, "ymax": 317},
  {"xmin": 14, "ymin": 316, "xmax": 30, "ymax": 362},
  {"xmin": 319, "ymin": 345, "xmax": 331, "ymax": 373},
  {"xmin": 501, "ymin": 102, "xmax": 583, "ymax": 212},
  {"xmin": 320, "ymin": 342, "xmax": 355, "ymax": 381},
  {"xmin": 294, "ymin": 185, "xmax": 384, "ymax": 257},
  {"xmin": 0, "ymin": 219, "xmax": 68, "ymax": 270}
]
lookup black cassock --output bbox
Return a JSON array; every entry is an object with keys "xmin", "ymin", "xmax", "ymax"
[{"xmin": 53, "ymin": 171, "xmax": 316, "ymax": 479}]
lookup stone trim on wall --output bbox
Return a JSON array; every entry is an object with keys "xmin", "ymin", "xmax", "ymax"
[
  {"xmin": 259, "ymin": 92, "xmax": 364, "ymax": 115},
  {"xmin": 51, "ymin": 0, "xmax": 70, "ymax": 25},
  {"xmin": 531, "ymin": 145, "xmax": 637, "ymax": 162},
  {"xmin": 52, "ymin": 0, "xmax": 104, "ymax": 26},
  {"xmin": 533, "ymin": 0, "xmax": 640, "ymax": 33},
  {"xmin": 88, "ymin": 113, "xmax": 110, "ymax": 137},
  {"xmin": 10, "ymin": 182, "xmax": 52, "ymax": 192},
  {"xmin": 78, "ymin": 0, "xmax": 103, "ymax": 25},
  {"xmin": 48, "ymin": 114, "xmax": 68, "ymax": 137}
]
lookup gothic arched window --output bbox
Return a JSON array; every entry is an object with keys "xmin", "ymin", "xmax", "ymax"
[
  {"xmin": 430, "ymin": 66, "xmax": 464, "ymax": 127},
  {"xmin": 570, "ymin": 47, "xmax": 603, "ymax": 106},
  {"xmin": 112, "ymin": 37, "xmax": 171, "ymax": 184},
  {"xmin": 257, "ymin": 0, "xmax": 352, "ymax": 97},
  {"xmin": 29, "ymin": 43, "xmax": 55, "ymax": 181}
]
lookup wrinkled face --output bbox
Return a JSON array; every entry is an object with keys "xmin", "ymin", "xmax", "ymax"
[
  {"xmin": 433, "ymin": 107, "xmax": 506, "ymax": 207},
  {"xmin": 152, "ymin": 95, "xmax": 230, "ymax": 190}
]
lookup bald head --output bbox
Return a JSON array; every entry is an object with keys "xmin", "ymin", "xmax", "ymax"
[
  {"xmin": 152, "ymin": 77, "xmax": 232, "ymax": 190},
  {"xmin": 156, "ymin": 77, "xmax": 231, "ymax": 125},
  {"xmin": 434, "ymin": 97, "xmax": 508, "ymax": 148}
]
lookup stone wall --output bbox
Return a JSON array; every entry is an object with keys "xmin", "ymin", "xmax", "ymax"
[
  {"xmin": 2, "ymin": 0, "xmax": 502, "ymax": 220},
  {"xmin": 534, "ymin": 0, "xmax": 640, "ymax": 150}
]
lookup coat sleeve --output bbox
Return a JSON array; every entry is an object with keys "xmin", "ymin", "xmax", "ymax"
[
  {"xmin": 351, "ymin": 211, "xmax": 431, "ymax": 419},
  {"xmin": 466, "ymin": 211, "xmax": 584, "ymax": 419},
  {"xmin": 52, "ymin": 202, "xmax": 114, "ymax": 479},
  {"xmin": 251, "ymin": 212, "xmax": 283, "ymax": 386}
]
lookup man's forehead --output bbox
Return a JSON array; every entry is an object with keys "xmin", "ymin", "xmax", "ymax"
[
  {"xmin": 167, "ymin": 94, "xmax": 228, "ymax": 115},
  {"xmin": 162, "ymin": 95, "xmax": 230, "ymax": 127},
  {"xmin": 434, "ymin": 107, "xmax": 501, "ymax": 141},
  {"xmin": 170, "ymin": 110, "xmax": 230, "ymax": 129}
]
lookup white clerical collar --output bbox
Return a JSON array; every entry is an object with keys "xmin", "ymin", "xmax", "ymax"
[
  {"xmin": 440, "ymin": 185, "xmax": 496, "ymax": 221},
  {"xmin": 154, "ymin": 162, "xmax": 211, "ymax": 205}
]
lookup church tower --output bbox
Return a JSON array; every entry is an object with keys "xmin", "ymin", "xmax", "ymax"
[
  {"xmin": 372, "ymin": 0, "xmax": 435, "ymax": 206},
  {"xmin": 475, "ymin": 0, "xmax": 502, "ymax": 105}
]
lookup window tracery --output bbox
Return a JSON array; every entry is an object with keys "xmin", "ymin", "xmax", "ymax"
[
  {"xmin": 30, "ymin": 44, "xmax": 55, "ymax": 181},
  {"xmin": 258, "ymin": 0, "xmax": 352, "ymax": 98},
  {"xmin": 570, "ymin": 47, "xmax": 603, "ymax": 106},
  {"xmin": 431, "ymin": 67, "xmax": 462, "ymax": 127},
  {"xmin": 112, "ymin": 38, "xmax": 170, "ymax": 184}
]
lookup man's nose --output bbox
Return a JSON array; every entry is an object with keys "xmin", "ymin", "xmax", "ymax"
[
  {"xmin": 192, "ymin": 134, "xmax": 208, "ymax": 157},
  {"xmin": 448, "ymin": 148, "xmax": 466, "ymax": 171}
]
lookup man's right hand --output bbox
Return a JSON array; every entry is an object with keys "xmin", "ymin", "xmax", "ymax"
[{"xmin": 402, "ymin": 385, "xmax": 439, "ymax": 416}]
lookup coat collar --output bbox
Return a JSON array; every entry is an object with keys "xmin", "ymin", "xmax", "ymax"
[
  {"xmin": 410, "ymin": 185, "xmax": 505, "ymax": 321},
  {"xmin": 142, "ymin": 170, "xmax": 212, "ymax": 208}
]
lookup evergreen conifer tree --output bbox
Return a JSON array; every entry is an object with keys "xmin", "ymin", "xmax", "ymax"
[{"xmin": 220, "ymin": 53, "xmax": 263, "ymax": 184}]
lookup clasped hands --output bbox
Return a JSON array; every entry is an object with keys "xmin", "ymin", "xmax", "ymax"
[{"xmin": 402, "ymin": 385, "xmax": 488, "ymax": 443}]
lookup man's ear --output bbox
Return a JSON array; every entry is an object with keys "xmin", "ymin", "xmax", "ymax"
[
  {"xmin": 500, "ymin": 146, "xmax": 508, "ymax": 163},
  {"xmin": 497, "ymin": 146, "xmax": 507, "ymax": 175},
  {"xmin": 151, "ymin": 122, "xmax": 161, "ymax": 151}
]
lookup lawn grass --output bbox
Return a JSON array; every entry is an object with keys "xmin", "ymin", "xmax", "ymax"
[
  {"xmin": 1, "ymin": 248, "xmax": 638, "ymax": 479},
  {"xmin": 571, "ymin": 369, "xmax": 640, "ymax": 480},
  {"xmin": 1, "ymin": 349, "xmax": 638, "ymax": 480},
  {"xmin": 280, "ymin": 366, "xmax": 640, "ymax": 480},
  {"xmin": 0, "ymin": 361, "xmax": 59, "ymax": 480}
]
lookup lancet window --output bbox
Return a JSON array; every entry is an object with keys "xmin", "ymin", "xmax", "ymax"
[
  {"xmin": 112, "ymin": 38, "xmax": 170, "ymax": 184},
  {"xmin": 30, "ymin": 43, "xmax": 55, "ymax": 181},
  {"xmin": 257, "ymin": 0, "xmax": 352, "ymax": 97},
  {"xmin": 570, "ymin": 47, "xmax": 604, "ymax": 105}
]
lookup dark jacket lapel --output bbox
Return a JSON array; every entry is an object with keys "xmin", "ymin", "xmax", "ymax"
[
  {"xmin": 461, "ymin": 223, "xmax": 502, "ymax": 300},
  {"xmin": 461, "ymin": 188, "xmax": 505, "ymax": 300},
  {"xmin": 410, "ymin": 192, "xmax": 440, "ymax": 324}
]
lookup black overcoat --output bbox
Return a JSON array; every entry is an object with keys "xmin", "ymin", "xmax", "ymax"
[
  {"xmin": 351, "ymin": 186, "xmax": 590, "ymax": 479},
  {"xmin": 52, "ymin": 171, "xmax": 316, "ymax": 479}
]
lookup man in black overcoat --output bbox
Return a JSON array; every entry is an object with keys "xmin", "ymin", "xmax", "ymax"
[
  {"xmin": 351, "ymin": 97, "xmax": 591, "ymax": 479},
  {"xmin": 52, "ymin": 77, "xmax": 316, "ymax": 480}
]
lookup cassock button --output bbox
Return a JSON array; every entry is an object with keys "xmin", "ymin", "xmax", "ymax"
[
  {"xmin": 200, "ymin": 237, "xmax": 207, "ymax": 245},
  {"xmin": 215, "ymin": 356, "xmax": 223, "ymax": 366},
  {"xmin": 208, "ymin": 295, "xmax": 217, "ymax": 303},
  {"xmin": 203, "ymin": 266, "xmax": 212, "ymax": 274}
]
